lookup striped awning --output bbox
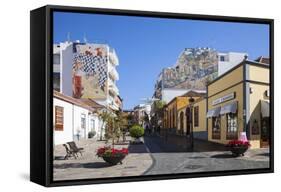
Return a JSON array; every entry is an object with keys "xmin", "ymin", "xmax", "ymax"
[
  {"xmin": 206, "ymin": 107, "xmax": 221, "ymax": 118},
  {"xmin": 220, "ymin": 101, "xmax": 237, "ymax": 115}
]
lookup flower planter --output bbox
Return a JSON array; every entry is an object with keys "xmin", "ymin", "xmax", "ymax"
[
  {"xmin": 226, "ymin": 140, "xmax": 250, "ymax": 157},
  {"xmin": 102, "ymin": 155, "xmax": 126, "ymax": 165},
  {"xmin": 97, "ymin": 147, "xmax": 128, "ymax": 165},
  {"xmin": 229, "ymin": 146, "xmax": 249, "ymax": 157}
]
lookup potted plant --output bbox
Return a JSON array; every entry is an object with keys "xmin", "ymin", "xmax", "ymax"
[
  {"xmin": 226, "ymin": 140, "xmax": 251, "ymax": 157},
  {"xmin": 88, "ymin": 130, "xmax": 96, "ymax": 139},
  {"xmin": 129, "ymin": 124, "xmax": 144, "ymax": 144},
  {"xmin": 96, "ymin": 146, "xmax": 128, "ymax": 165}
]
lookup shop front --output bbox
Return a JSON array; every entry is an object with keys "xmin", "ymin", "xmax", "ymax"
[{"xmin": 207, "ymin": 60, "xmax": 270, "ymax": 148}]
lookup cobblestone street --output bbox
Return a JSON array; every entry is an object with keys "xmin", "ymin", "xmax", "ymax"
[
  {"xmin": 53, "ymin": 136, "xmax": 270, "ymax": 181},
  {"xmin": 143, "ymin": 136, "xmax": 270, "ymax": 175}
]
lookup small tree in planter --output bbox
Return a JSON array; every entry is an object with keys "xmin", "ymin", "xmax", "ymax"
[{"xmin": 129, "ymin": 124, "xmax": 145, "ymax": 144}]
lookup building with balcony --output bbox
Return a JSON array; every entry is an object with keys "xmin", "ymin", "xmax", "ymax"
[{"xmin": 53, "ymin": 41, "xmax": 122, "ymax": 112}]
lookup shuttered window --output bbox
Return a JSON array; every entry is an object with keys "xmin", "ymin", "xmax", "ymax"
[{"xmin": 55, "ymin": 106, "xmax": 64, "ymax": 131}]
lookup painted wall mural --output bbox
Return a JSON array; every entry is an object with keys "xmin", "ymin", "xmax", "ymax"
[
  {"xmin": 162, "ymin": 48, "xmax": 219, "ymax": 90},
  {"xmin": 72, "ymin": 44, "xmax": 108, "ymax": 99}
]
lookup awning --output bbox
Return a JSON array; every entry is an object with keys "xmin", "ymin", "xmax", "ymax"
[
  {"xmin": 261, "ymin": 100, "xmax": 270, "ymax": 118},
  {"xmin": 220, "ymin": 101, "xmax": 237, "ymax": 115},
  {"xmin": 206, "ymin": 107, "xmax": 221, "ymax": 118}
]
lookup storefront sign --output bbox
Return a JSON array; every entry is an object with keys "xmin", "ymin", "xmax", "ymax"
[{"xmin": 212, "ymin": 92, "xmax": 235, "ymax": 106}]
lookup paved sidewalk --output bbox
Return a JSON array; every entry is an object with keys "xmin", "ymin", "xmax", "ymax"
[{"xmin": 53, "ymin": 138, "xmax": 153, "ymax": 181}]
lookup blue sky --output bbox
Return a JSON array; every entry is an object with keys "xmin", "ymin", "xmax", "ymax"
[{"xmin": 53, "ymin": 12, "xmax": 269, "ymax": 110}]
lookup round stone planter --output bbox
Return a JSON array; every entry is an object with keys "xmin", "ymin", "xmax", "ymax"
[
  {"xmin": 229, "ymin": 146, "xmax": 249, "ymax": 157},
  {"xmin": 102, "ymin": 155, "xmax": 126, "ymax": 165}
]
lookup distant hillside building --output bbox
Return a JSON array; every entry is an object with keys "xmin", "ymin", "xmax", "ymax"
[{"xmin": 53, "ymin": 41, "xmax": 122, "ymax": 111}]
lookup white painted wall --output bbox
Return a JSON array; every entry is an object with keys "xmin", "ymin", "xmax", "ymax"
[
  {"xmin": 53, "ymin": 98, "xmax": 74, "ymax": 145},
  {"xmin": 161, "ymin": 89, "xmax": 188, "ymax": 103},
  {"xmin": 53, "ymin": 97, "xmax": 104, "ymax": 145},
  {"xmin": 218, "ymin": 52, "xmax": 246, "ymax": 76},
  {"xmin": 73, "ymin": 105, "xmax": 90, "ymax": 140}
]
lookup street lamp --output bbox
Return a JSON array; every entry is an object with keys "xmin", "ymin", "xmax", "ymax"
[{"xmin": 189, "ymin": 97, "xmax": 195, "ymax": 149}]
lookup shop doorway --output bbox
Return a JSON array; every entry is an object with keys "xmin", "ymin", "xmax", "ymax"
[{"xmin": 260, "ymin": 117, "xmax": 270, "ymax": 148}]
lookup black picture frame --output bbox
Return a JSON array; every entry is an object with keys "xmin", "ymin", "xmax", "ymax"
[{"xmin": 30, "ymin": 5, "xmax": 274, "ymax": 187}]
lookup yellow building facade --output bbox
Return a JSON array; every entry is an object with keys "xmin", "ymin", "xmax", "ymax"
[
  {"xmin": 163, "ymin": 90, "xmax": 207, "ymax": 139},
  {"xmin": 207, "ymin": 60, "xmax": 270, "ymax": 148}
]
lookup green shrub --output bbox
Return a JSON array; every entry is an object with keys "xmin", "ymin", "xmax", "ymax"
[{"xmin": 129, "ymin": 125, "xmax": 144, "ymax": 138}]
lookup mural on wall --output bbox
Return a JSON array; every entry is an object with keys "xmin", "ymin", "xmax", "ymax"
[
  {"xmin": 72, "ymin": 44, "xmax": 108, "ymax": 99},
  {"xmin": 162, "ymin": 47, "xmax": 219, "ymax": 90}
]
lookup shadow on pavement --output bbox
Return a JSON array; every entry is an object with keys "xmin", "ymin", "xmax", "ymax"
[
  {"xmin": 54, "ymin": 162, "xmax": 112, "ymax": 169},
  {"xmin": 256, "ymin": 152, "xmax": 270, "ymax": 157},
  {"xmin": 142, "ymin": 135, "xmax": 228, "ymax": 153},
  {"xmin": 128, "ymin": 143, "xmax": 149, "ymax": 153},
  {"xmin": 211, "ymin": 153, "xmax": 234, "ymax": 159}
]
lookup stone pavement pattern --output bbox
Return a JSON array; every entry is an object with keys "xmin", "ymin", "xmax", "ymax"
[
  {"xmin": 53, "ymin": 136, "xmax": 270, "ymax": 180},
  {"xmin": 53, "ymin": 138, "xmax": 153, "ymax": 181},
  {"xmin": 143, "ymin": 136, "xmax": 270, "ymax": 175}
]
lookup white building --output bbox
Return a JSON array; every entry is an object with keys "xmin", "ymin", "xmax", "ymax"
[
  {"xmin": 133, "ymin": 103, "xmax": 152, "ymax": 128},
  {"xmin": 218, "ymin": 52, "xmax": 247, "ymax": 75},
  {"xmin": 158, "ymin": 88, "xmax": 206, "ymax": 104},
  {"xmin": 53, "ymin": 41, "xmax": 121, "ymax": 112},
  {"xmin": 53, "ymin": 91, "xmax": 105, "ymax": 145}
]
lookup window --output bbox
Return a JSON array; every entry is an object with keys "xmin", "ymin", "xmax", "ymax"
[
  {"xmin": 179, "ymin": 112, "xmax": 184, "ymax": 134},
  {"xmin": 226, "ymin": 113, "xmax": 238, "ymax": 139},
  {"xmin": 212, "ymin": 116, "xmax": 221, "ymax": 139},
  {"xmin": 220, "ymin": 56, "xmax": 225, "ymax": 61},
  {"xmin": 53, "ymin": 54, "xmax": 60, "ymax": 64},
  {"xmin": 55, "ymin": 106, "xmax": 63, "ymax": 131},
  {"xmin": 90, "ymin": 119, "xmax": 95, "ymax": 131},
  {"xmin": 81, "ymin": 114, "xmax": 86, "ymax": 129},
  {"xmin": 194, "ymin": 106, "xmax": 199, "ymax": 127}
]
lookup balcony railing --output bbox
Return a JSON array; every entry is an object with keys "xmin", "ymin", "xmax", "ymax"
[
  {"xmin": 108, "ymin": 79, "xmax": 119, "ymax": 95},
  {"xmin": 109, "ymin": 48, "xmax": 119, "ymax": 66},
  {"xmin": 108, "ymin": 64, "xmax": 119, "ymax": 80}
]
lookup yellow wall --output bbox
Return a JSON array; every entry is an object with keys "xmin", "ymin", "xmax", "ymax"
[
  {"xmin": 164, "ymin": 97, "xmax": 189, "ymax": 129},
  {"xmin": 208, "ymin": 83, "xmax": 244, "ymax": 144},
  {"xmin": 208, "ymin": 65, "xmax": 243, "ymax": 97},
  {"xmin": 248, "ymin": 65, "xmax": 269, "ymax": 83},
  {"xmin": 193, "ymin": 99, "xmax": 207, "ymax": 132},
  {"xmin": 248, "ymin": 83, "xmax": 270, "ymax": 148},
  {"xmin": 176, "ymin": 97, "xmax": 206, "ymax": 134}
]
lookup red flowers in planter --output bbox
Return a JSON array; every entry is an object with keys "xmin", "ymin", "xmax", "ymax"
[
  {"xmin": 226, "ymin": 140, "xmax": 251, "ymax": 147},
  {"xmin": 96, "ymin": 146, "xmax": 129, "ymax": 158}
]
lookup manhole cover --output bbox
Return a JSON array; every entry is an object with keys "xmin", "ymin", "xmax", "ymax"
[{"xmin": 184, "ymin": 165, "xmax": 203, "ymax": 170}]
